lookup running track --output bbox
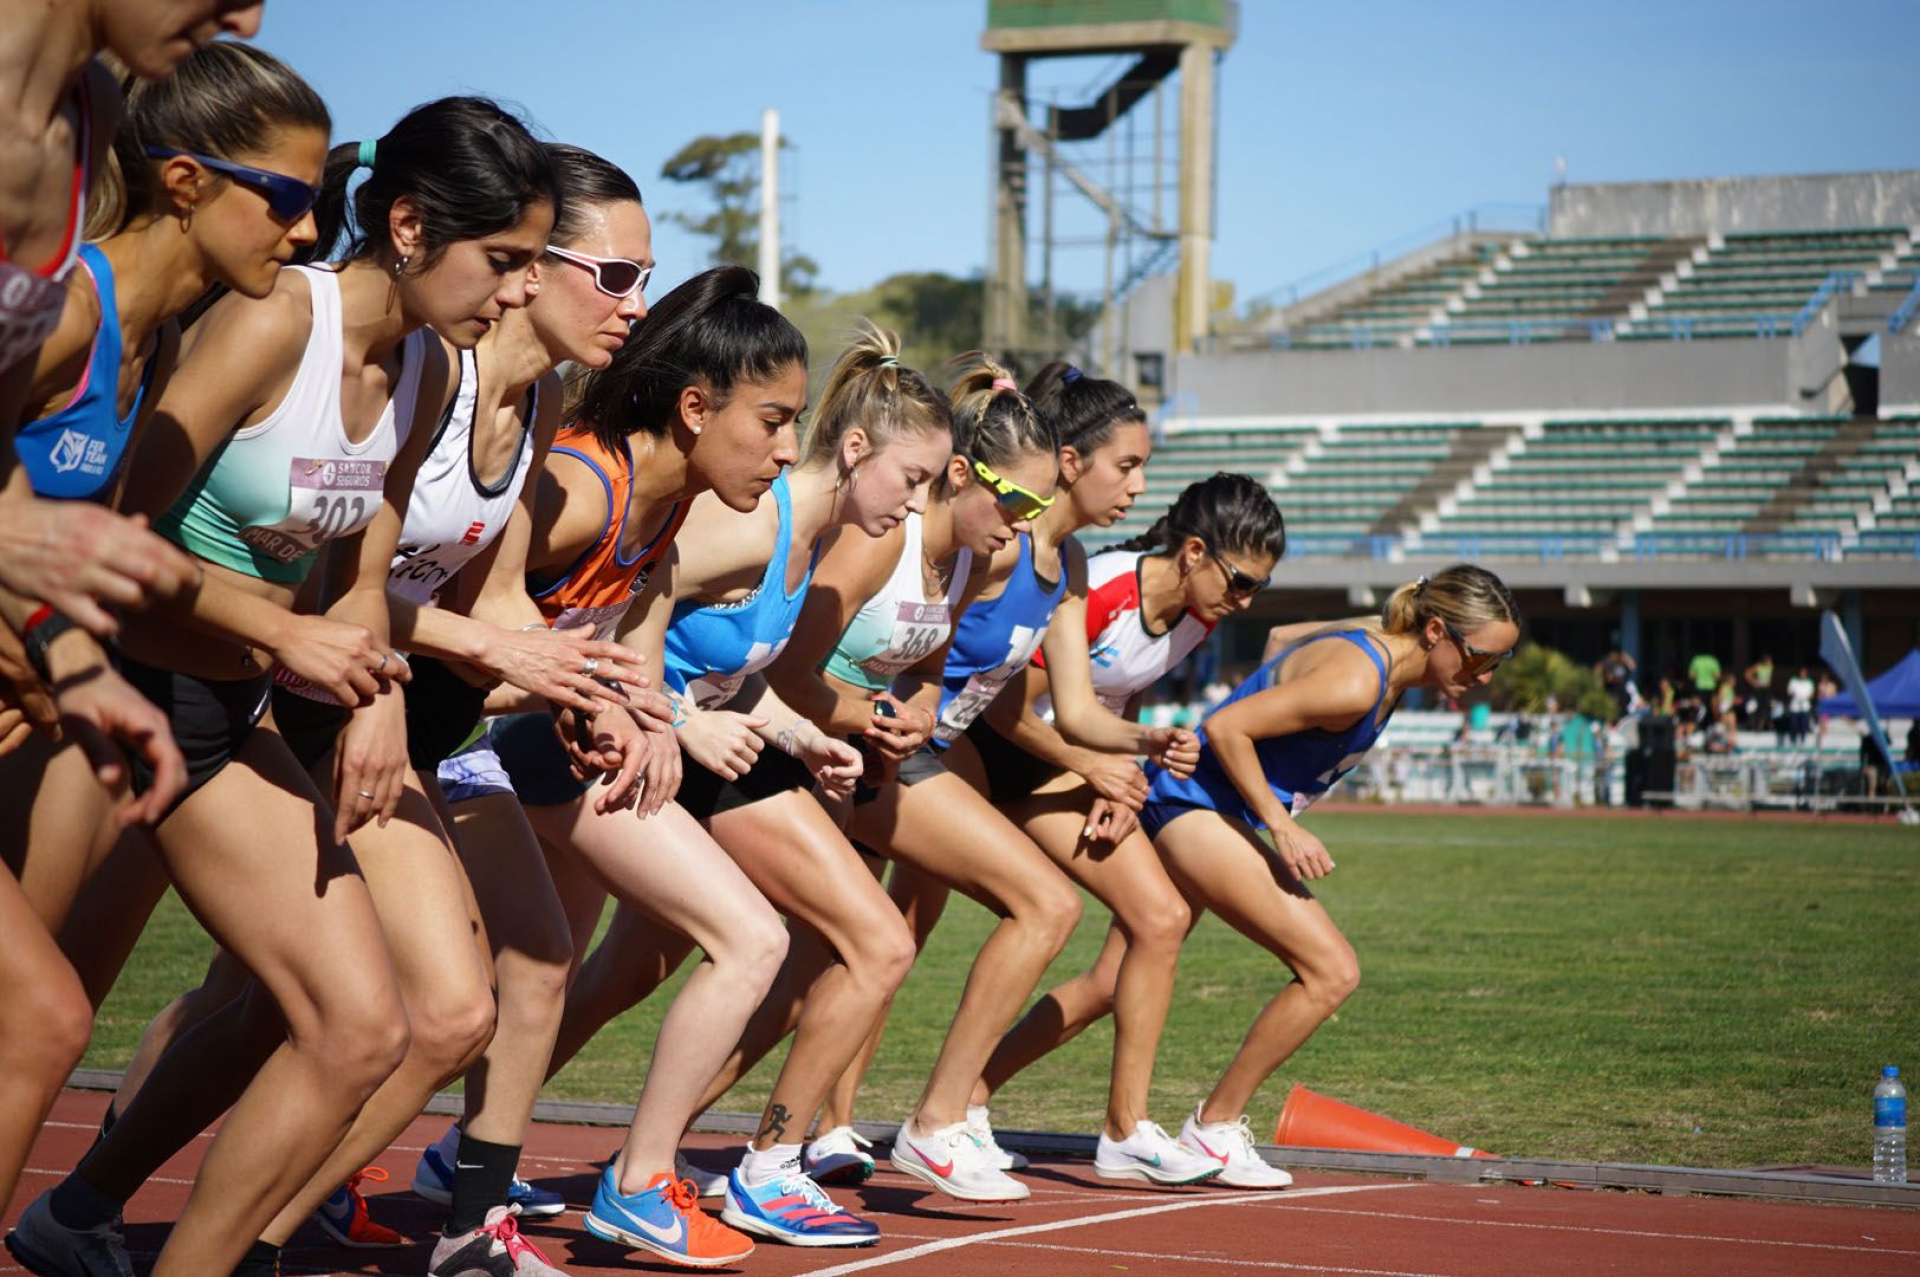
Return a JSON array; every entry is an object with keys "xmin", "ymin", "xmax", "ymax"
[{"xmin": 8, "ymin": 1092, "xmax": 1918, "ymax": 1276}]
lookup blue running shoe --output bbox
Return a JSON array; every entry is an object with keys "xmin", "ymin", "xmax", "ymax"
[
  {"xmin": 719, "ymin": 1164, "xmax": 879, "ymax": 1248},
  {"xmin": 584, "ymin": 1166, "xmax": 753, "ymax": 1268},
  {"xmin": 413, "ymin": 1143, "xmax": 567, "ymax": 1219}
]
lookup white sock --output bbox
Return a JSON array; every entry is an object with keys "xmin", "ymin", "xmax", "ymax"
[
  {"xmin": 740, "ymin": 1141, "xmax": 803, "ymax": 1186},
  {"xmin": 966, "ymin": 1104, "xmax": 991, "ymax": 1126}
]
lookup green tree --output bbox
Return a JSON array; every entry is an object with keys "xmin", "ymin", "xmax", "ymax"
[
  {"xmin": 1491, "ymin": 643, "xmax": 1618, "ymax": 720},
  {"xmin": 659, "ymin": 131, "xmax": 818, "ymax": 297}
]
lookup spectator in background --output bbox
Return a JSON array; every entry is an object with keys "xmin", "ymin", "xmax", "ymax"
[
  {"xmin": 1689, "ymin": 648, "xmax": 1722, "ymax": 703},
  {"xmin": 1654, "ymin": 676, "xmax": 1678, "ymax": 718},
  {"xmin": 1815, "ymin": 670, "xmax": 1839, "ymax": 747},
  {"xmin": 1783, "ymin": 666, "xmax": 1815, "ymax": 746},
  {"xmin": 1743, "ymin": 652, "xmax": 1776, "ymax": 729},
  {"xmin": 1596, "ymin": 644, "xmax": 1636, "ymax": 720},
  {"xmin": 1714, "ymin": 672, "xmax": 1740, "ymax": 742}
]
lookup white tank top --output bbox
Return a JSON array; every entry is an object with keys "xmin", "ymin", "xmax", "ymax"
[
  {"xmin": 158, "ymin": 265, "xmax": 432, "ymax": 584},
  {"xmin": 388, "ymin": 348, "xmax": 538, "ymax": 608},
  {"xmin": 823, "ymin": 512, "xmax": 972, "ymax": 693}
]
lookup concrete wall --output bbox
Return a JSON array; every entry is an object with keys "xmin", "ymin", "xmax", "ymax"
[
  {"xmin": 1550, "ymin": 171, "xmax": 1920, "ymax": 239},
  {"xmin": 1168, "ymin": 326, "xmax": 1840, "ymax": 418},
  {"xmin": 1881, "ymin": 329, "xmax": 1920, "ymax": 411}
]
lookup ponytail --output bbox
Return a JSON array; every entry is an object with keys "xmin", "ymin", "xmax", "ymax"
[
  {"xmin": 943, "ymin": 350, "xmax": 1055, "ymax": 493},
  {"xmin": 1382, "ymin": 564, "xmax": 1519, "ymax": 635},
  {"xmin": 802, "ymin": 321, "xmax": 949, "ymax": 468},
  {"xmin": 570, "ymin": 264, "xmax": 806, "ymax": 449},
  {"xmin": 1115, "ymin": 471, "xmax": 1285, "ymax": 562},
  {"xmin": 1024, "ymin": 359, "xmax": 1144, "ymax": 455},
  {"xmin": 311, "ymin": 95, "xmax": 557, "ymax": 268}
]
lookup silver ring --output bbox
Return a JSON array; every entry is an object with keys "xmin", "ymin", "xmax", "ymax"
[
  {"xmin": 376, "ymin": 652, "xmax": 390, "ymax": 669},
  {"xmin": 581, "ymin": 656, "xmax": 601, "ymax": 678},
  {"xmin": 357, "ymin": 789, "xmax": 376, "ymax": 799}
]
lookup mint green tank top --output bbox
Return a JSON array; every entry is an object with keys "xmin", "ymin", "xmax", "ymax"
[
  {"xmin": 823, "ymin": 511, "xmax": 972, "ymax": 692},
  {"xmin": 154, "ymin": 266, "xmax": 430, "ymax": 583}
]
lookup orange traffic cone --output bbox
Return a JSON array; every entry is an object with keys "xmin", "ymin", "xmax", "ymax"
[{"xmin": 1272, "ymin": 1084, "xmax": 1495, "ymax": 1158}]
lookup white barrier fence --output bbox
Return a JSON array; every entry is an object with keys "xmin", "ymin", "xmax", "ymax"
[{"xmin": 1143, "ymin": 707, "xmax": 1915, "ymax": 814}]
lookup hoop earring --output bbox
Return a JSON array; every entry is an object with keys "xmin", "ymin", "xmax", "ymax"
[{"xmin": 178, "ymin": 204, "xmax": 194, "ymax": 233}]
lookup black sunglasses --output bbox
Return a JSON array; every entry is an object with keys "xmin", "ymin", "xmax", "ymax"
[
  {"xmin": 1208, "ymin": 548, "xmax": 1269, "ymax": 597},
  {"xmin": 1444, "ymin": 622, "xmax": 1513, "ymax": 674},
  {"xmin": 145, "ymin": 146, "xmax": 320, "ymax": 222}
]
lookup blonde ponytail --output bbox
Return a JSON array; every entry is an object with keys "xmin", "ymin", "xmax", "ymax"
[
  {"xmin": 801, "ymin": 320, "xmax": 948, "ymax": 467},
  {"xmin": 1381, "ymin": 564, "xmax": 1518, "ymax": 636}
]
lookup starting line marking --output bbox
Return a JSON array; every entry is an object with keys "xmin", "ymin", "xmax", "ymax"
[
  {"xmin": 951, "ymin": 1236, "xmax": 1444, "ymax": 1276},
  {"xmin": 1286, "ymin": 1203, "xmax": 1920, "ymax": 1258},
  {"xmin": 805, "ymin": 1182, "xmax": 1417, "ymax": 1276}
]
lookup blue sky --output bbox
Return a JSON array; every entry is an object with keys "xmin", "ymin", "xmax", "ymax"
[{"xmin": 255, "ymin": 1, "xmax": 1920, "ymax": 307}]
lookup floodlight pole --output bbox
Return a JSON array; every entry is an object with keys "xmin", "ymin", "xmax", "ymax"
[{"xmin": 759, "ymin": 107, "xmax": 781, "ymax": 311}]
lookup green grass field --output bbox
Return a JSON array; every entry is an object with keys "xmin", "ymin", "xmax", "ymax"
[{"xmin": 83, "ymin": 810, "xmax": 1919, "ymax": 1169}]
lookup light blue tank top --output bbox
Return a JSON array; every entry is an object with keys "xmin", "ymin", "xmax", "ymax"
[
  {"xmin": 17, "ymin": 244, "xmax": 156, "ymax": 501},
  {"xmin": 662, "ymin": 472, "xmax": 821, "ymax": 709},
  {"xmin": 929, "ymin": 532, "xmax": 1068, "ymax": 749},
  {"xmin": 1147, "ymin": 628, "xmax": 1397, "ymax": 826}
]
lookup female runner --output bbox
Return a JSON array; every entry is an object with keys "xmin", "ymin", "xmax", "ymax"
[
  {"xmin": 533, "ymin": 325, "xmax": 951, "ymax": 1249},
  {"xmin": 815, "ymin": 361, "xmax": 1202, "ymax": 1187},
  {"xmin": 1142, "ymin": 564, "xmax": 1518, "ymax": 1186},
  {"xmin": 12, "ymin": 96, "xmax": 553, "ymax": 1277},
  {"xmin": 440, "ymin": 263, "xmax": 805, "ymax": 1269},
  {"xmin": 0, "ymin": 9, "xmax": 265, "ymax": 1229},
  {"xmin": 961, "ymin": 470, "xmax": 1286, "ymax": 1184},
  {"xmin": 85, "ymin": 141, "xmax": 655, "ymax": 1277}
]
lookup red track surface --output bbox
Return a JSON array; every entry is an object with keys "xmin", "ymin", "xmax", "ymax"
[{"xmin": 9, "ymin": 1091, "xmax": 1919, "ymax": 1276}]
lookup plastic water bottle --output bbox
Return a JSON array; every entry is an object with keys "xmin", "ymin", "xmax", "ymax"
[{"xmin": 1874, "ymin": 1065, "xmax": 1907, "ymax": 1184}]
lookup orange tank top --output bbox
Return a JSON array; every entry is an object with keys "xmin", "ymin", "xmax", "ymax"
[{"xmin": 529, "ymin": 426, "xmax": 687, "ymax": 640}]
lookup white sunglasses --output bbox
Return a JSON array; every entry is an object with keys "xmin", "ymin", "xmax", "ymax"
[{"xmin": 544, "ymin": 244, "xmax": 651, "ymax": 299}]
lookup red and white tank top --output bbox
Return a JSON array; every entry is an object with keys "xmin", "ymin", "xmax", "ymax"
[
  {"xmin": 0, "ymin": 72, "xmax": 93, "ymax": 377},
  {"xmin": 1034, "ymin": 549, "xmax": 1213, "ymax": 718}
]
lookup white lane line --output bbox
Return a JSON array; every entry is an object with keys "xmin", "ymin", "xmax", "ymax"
[
  {"xmin": 956, "ymin": 1237, "xmax": 1444, "ymax": 1276},
  {"xmin": 1286, "ymin": 1204, "xmax": 1920, "ymax": 1258},
  {"xmin": 805, "ymin": 1182, "xmax": 1417, "ymax": 1276}
]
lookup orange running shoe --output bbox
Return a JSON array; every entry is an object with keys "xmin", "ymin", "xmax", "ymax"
[
  {"xmin": 313, "ymin": 1166, "xmax": 407, "ymax": 1248},
  {"xmin": 584, "ymin": 1167, "xmax": 754, "ymax": 1268}
]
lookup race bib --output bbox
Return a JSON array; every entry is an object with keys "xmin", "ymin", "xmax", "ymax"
[
  {"xmin": 860, "ymin": 601, "xmax": 949, "ymax": 682},
  {"xmin": 933, "ymin": 624, "xmax": 1044, "ymax": 743},
  {"xmin": 239, "ymin": 456, "xmax": 387, "ymax": 565}
]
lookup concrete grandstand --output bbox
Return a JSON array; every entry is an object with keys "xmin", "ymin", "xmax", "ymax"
[{"xmin": 1106, "ymin": 170, "xmax": 1920, "ymax": 678}]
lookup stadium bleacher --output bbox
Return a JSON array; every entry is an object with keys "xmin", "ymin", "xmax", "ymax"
[
  {"xmin": 1131, "ymin": 414, "xmax": 1919, "ymax": 562},
  {"xmin": 1274, "ymin": 223, "xmax": 1918, "ymax": 348}
]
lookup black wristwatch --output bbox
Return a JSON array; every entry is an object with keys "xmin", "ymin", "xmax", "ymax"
[{"xmin": 22, "ymin": 608, "xmax": 83, "ymax": 684}]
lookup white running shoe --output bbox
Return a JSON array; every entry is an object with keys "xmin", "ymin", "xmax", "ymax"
[
  {"xmin": 889, "ymin": 1118, "xmax": 1030, "ymax": 1202},
  {"xmin": 1178, "ymin": 1107, "xmax": 1294, "ymax": 1189},
  {"xmin": 965, "ymin": 1104, "xmax": 1028, "ymax": 1171},
  {"xmin": 1094, "ymin": 1120, "xmax": 1226, "ymax": 1186},
  {"xmin": 674, "ymin": 1151, "xmax": 729, "ymax": 1199},
  {"xmin": 5, "ymin": 1190, "xmax": 134, "ymax": 1277},
  {"xmin": 804, "ymin": 1126, "xmax": 876, "ymax": 1185}
]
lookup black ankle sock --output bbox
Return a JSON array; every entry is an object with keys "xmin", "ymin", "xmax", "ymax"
[
  {"xmin": 446, "ymin": 1132, "xmax": 522, "ymax": 1236},
  {"xmin": 230, "ymin": 1239, "xmax": 279, "ymax": 1277},
  {"xmin": 47, "ymin": 1172, "xmax": 122, "ymax": 1231}
]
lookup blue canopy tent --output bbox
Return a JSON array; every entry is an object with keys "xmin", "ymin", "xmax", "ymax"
[{"xmin": 1820, "ymin": 647, "xmax": 1920, "ymax": 720}]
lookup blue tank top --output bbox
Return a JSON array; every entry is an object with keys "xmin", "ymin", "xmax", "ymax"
[
  {"xmin": 662, "ymin": 472, "xmax": 821, "ymax": 710},
  {"xmin": 17, "ymin": 244, "xmax": 157, "ymax": 501},
  {"xmin": 1148, "ymin": 629, "xmax": 1397, "ymax": 825},
  {"xmin": 929, "ymin": 532, "xmax": 1069, "ymax": 749}
]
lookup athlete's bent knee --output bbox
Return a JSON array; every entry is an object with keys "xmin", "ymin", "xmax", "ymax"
[
  {"xmin": 1, "ymin": 969, "xmax": 93, "ymax": 1080},
  {"xmin": 409, "ymin": 987, "xmax": 498, "ymax": 1077},
  {"xmin": 1126, "ymin": 894, "xmax": 1191, "ymax": 955}
]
